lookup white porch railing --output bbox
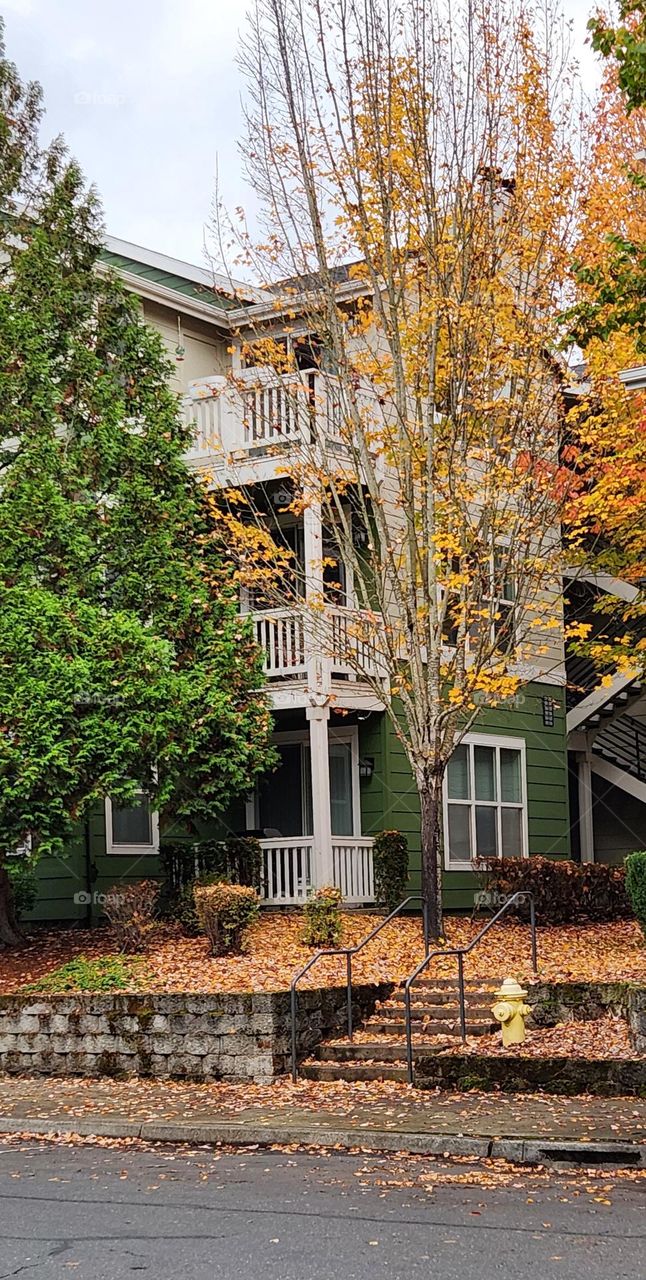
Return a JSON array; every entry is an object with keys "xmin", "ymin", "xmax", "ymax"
[
  {"xmin": 252, "ymin": 606, "xmax": 382, "ymax": 683},
  {"xmin": 260, "ymin": 836, "xmax": 375, "ymax": 905},
  {"xmin": 332, "ymin": 838, "xmax": 375, "ymax": 904},
  {"xmin": 261, "ymin": 838, "xmax": 314, "ymax": 905}
]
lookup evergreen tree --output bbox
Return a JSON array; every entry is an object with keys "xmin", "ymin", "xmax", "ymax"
[{"xmin": 0, "ymin": 24, "xmax": 273, "ymax": 943}]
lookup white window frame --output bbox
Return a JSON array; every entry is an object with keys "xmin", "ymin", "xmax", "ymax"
[
  {"xmin": 249, "ymin": 726, "xmax": 361, "ymax": 837},
  {"xmin": 105, "ymin": 795, "xmax": 159, "ymax": 857},
  {"xmin": 443, "ymin": 733, "xmax": 528, "ymax": 871}
]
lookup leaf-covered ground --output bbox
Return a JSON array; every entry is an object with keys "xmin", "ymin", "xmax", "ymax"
[{"xmin": 0, "ymin": 914, "xmax": 644, "ymax": 995}]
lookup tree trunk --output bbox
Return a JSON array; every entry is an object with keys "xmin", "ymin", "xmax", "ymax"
[
  {"xmin": 419, "ymin": 770, "xmax": 445, "ymax": 945},
  {"xmin": 0, "ymin": 861, "xmax": 23, "ymax": 947}
]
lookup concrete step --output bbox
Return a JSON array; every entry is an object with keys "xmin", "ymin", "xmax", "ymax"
[
  {"xmin": 365, "ymin": 1017, "xmax": 496, "ymax": 1036},
  {"xmin": 301, "ymin": 1061, "xmax": 408, "ymax": 1083},
  {"xmin": 316, "ymin": 1042, "xmax": 447, "ymax": 1062},
  {"xmin": 377, "ymin": 1001, "xmax": 494, "ymax": 1019}
]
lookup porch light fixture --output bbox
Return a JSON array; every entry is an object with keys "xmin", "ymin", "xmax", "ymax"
[
  {"xmin": 359, "ymin": 756, "xmax": 375, "ymax": 779},
  {"xmin": 542, "ymin": 696, "xmax": 556, "ymax": 727}
]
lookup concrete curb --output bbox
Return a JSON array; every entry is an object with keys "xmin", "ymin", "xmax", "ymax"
[{"xmin": 0, "ymin": 1115, "xmax": 643, "ymax": 1168}]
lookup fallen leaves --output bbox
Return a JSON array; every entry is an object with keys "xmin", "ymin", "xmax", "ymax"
[{"xmin": 1, "ymin": 915, "xmax": 644, "ymax": 997}]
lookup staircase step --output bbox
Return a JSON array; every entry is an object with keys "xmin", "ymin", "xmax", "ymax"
[
  {"xmin": 380, "ymin": 999, "xmax": 494, "ymax": 1016},
  {"xmin": 317, "ymin": 1042, "xmax": 451, "ymax": 1062},
  {"xmin": 365, "ymin": 1017, "xmax": 496, "ymax": 1036},
  {"xmin": 301, "ymin": 1061, "xmax": 408, "ymax": 1082}
]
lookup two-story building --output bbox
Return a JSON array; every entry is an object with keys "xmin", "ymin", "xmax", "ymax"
[{"xmin": 29, "ymin": 236, "xmax": 640, "ymax": 922}]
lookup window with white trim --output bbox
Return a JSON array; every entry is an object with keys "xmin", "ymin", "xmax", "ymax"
[
  {"xmin": 444, "ymin": 735, "xmax": 527, "ymax": 868},
  {"xmin": 105, "ymin": 796, "xmax": 159, "ymax": 855}
]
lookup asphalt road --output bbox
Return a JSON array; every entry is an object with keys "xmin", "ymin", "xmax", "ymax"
[{"xmin": 0, "ymin": 1138, "xmax": 644, "ymax": 1280}]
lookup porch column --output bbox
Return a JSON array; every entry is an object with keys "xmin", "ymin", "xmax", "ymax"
[
  {"xmin": 303, "ymin": 500, "xmax": 328, "ymax": 693},
  {"xmin": 577, "ymin": 753, "xmax": 595, "ymax": 864},
  {"xmin": 306, "ymin": 702, "xmax": 334, "ymax": 888}
]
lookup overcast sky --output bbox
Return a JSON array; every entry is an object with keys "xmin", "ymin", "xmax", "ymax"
[{"xmin": 2, "ymin": 0, "xmax": 603, "ymax": 269}]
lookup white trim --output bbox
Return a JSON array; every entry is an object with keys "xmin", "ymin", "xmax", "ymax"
[
  {"xmin": 443, "ymin": 732, "xmax": 529, "ymax": 871},
  {"xmin": 567, "ymin": 669, "xmax": 640, "ymax": 733},
  {"xmin": 105, "ymin": 796, "xmax": 159, "ymax": 857},
  {"xmin": 563, "ymin": 569, "xmax": 639, "ymax": 604},
  {"xmin": 589, "ymin": 755, "xmax": 646, "ymax": 805}
]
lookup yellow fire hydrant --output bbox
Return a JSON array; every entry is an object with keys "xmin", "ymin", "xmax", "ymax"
[{"xmin": 491, "ymin": 978, "xmax": 531, "ymax": 1046}]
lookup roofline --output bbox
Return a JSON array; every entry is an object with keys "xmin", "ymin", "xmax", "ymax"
[
  {"xmin": 100, "ymin": 264, "xmax": 234, "ymax": 330},
  {"xmin": 619, "ymin": 365, "xmax": 646, "ymax": 391},
  {"xmin": 103, "ymin": 235, "xmax": 268, "ymax": 305}
]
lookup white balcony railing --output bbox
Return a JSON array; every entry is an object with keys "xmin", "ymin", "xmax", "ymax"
[
  {"xmin": 260, "ymin": 836, "xmax": 375, "ymax": 905},
  {"xmin": 183, "ymin": 369, "xmax": 345, "ymax": 461},
  {"xmin": 251, "ymin": 606, "xmax": 382, "ymax": 684}
]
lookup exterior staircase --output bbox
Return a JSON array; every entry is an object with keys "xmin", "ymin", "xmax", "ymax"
[{"xmin": 301, "ymin": 977, "xmax": 501, "ymax": 1082}]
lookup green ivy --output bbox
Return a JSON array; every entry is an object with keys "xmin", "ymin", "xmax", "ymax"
[{"xmin": 22, "ymin": 955, "xmax": 142, "ymax": 993}]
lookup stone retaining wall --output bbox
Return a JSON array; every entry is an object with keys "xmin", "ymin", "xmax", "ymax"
[
  {"xmin": 527, "ymin": 981, "xmax": 646, "ymax": 1051},
  {"xmin": 0, "ymin": 983, "xmax": 392, "ymax": 1083}
]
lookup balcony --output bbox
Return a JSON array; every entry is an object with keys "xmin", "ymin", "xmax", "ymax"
[
  {"xmin": 260, "ymin": 836, "xmax": 375, "ymax": 905},
  {"xmin": 182, "ymin": 368, "xmax": 346, "ymax": 481},
  {"xmin": 251, "ymin": 606, "xmax": 384, "ymax": 688}
]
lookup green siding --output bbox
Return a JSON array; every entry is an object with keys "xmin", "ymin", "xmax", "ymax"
[
  {"xmin": 359, "ymin": 683, "xmax": 570, "ymax": 910},
  {"xmin": 26, "ymin": 804, "xmax": 162, "ymax": 924}
]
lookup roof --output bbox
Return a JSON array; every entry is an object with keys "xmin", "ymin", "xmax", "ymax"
[{"xmin": 101, "ymin": 236, "xmax": 267, "ymax": 311}]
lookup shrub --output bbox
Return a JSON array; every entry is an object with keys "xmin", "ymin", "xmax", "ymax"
[
  {"xmin": 159, "ymin": 837, "xmax": 262, "ymax": 930},
  {"xmin": 7, "ymin": 859, "xmax": 38, "ymax": 921},
  {"xmin": 625, "ymin": 851, "xmax": 646, "ymax": 939},
  {"xmin": 22, "ymin": 955, "xmax": 140, "ymax": 993},
  {"xmin": 301, "ymin": 885, "xmax": 343, "ymax": 947},
  {"xmin": 103, "ymin": 879, "xmax": 160, "ymax": 951},
  {"xmin": 194, "ymin": 881, "xmax": 260, "ymax": 956},
  {"xmin": 477, "ymin": 856, "xmax": 631, "ymax": 925},
  {"xmin": 373, "ymin": 830, "xmax": 409, "ymax": 910}
]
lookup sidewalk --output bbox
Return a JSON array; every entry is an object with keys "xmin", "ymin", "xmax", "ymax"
[{"xmin": 0, "ymin": 1075, "xmax": 644, "ymax": 1167}]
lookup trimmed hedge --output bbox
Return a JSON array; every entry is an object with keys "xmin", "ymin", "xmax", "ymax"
[
  {"xmin": 194, "ymin": 882, "xmax": 260, "ymax": 956},
  {"xmin": 160, "ymin": 837, "xmax": 262, "ymax": 932},
  {"xmin": 478, "ymin": 855, "xmax": 632, "ymax": 925},
  {"xmin": 301, "ymin": 886, "xmax": 343, "ymax": 947},
  {"xmin": 625, "ymin": 851, "xmax": 646, "ymax": 939},
  {"xmin": 373, "ymin": 830, "xmax": 409, "ymax": 911}
]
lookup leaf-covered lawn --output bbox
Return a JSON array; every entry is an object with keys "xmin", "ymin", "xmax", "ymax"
[{"xmin": 0, "ymin": 913, "xmax": 643, "ymax": 995}]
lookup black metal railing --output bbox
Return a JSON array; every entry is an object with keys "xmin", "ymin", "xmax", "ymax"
[
  {"xmin": 403, "ymin": 891, "xmax": 538, "ymax": 1084},
  {"xmin": 290, "ymin": 895, "xmax": 425, "ymax": 1082}
]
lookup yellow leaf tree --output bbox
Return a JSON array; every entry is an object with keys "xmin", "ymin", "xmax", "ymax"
[{"xmin": 213, "ymin": 0, "xmax": 587, "ymax": 939}]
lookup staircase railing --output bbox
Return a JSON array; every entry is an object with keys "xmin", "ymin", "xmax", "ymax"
[
  {"xmin": 403, "ymin": 891, "xmax": 538, "ymax": 1085},
  {"xmin": 289, "ymin": 895, "xmax": 425, "ymax": 1082}
]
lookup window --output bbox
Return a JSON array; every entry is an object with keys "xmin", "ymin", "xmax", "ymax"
[
  {"xmin": 253, "ymin": 729, "xmax": 359, "ymax": 839},
  {"xmin": 441, "ymin": 551, "xmax": 516, "ymax": 653},
  {"xmin": 444, "ymin": 735, "xmax": 527, "ymax": 868},
  {"xmin": 105, "ymin": 796, "xmax": 159, "ymax": 855}
]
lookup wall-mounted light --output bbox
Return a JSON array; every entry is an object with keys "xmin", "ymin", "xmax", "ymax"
[
  {"xmin": 542, "ymin": 696, "xmax": 557, "ymax": 727},
  {"xmin": 359, "ymin": 757, "xmax": 375, "ymax": 780}
]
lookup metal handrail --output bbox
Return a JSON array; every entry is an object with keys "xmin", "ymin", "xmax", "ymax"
[
  {"xmin": 403, "ymin": 891, "xmax": 538, "ymax": 1084},
  {"xmin": 290, "ymin": 894, "xmax": 425, "ymax": 1081}
]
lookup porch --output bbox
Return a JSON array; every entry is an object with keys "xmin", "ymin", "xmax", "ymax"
[{"xmin": 249, "ymin": 711, "xmax": 376, "ymax": 906}]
